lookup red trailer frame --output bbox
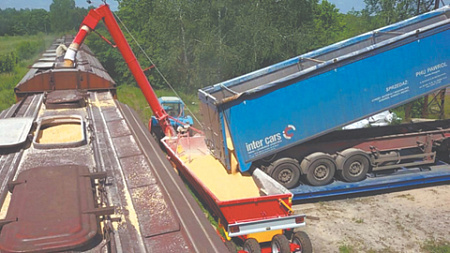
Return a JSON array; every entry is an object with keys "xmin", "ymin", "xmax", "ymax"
[{"xmin": 163, "ymin": 136, "xmax": 308, "ymax": 249}]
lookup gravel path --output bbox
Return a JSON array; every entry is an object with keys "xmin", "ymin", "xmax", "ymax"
[{"xmin": 293, "ymin": 184, "xmax": 450, "ymax": 252}]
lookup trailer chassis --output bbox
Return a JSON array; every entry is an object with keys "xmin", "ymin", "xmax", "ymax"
[{"xmin": 257, "ymin": 120, "xmax": 450, "ymax": 188}]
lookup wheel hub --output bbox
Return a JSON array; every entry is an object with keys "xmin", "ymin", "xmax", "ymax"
[
  {"xmin": 314, "ymin": 164, "xmax": 329, "ymax": 179},
  {"xmin": 349, "ymin": 161, "xmax": 363, "ymax": 176},
  {"xmin": 292, "ymin": 238, "xmax": 302, "ymax": 253},
  {"xmin": 278, "ymin": 168, "xmax": 293, "ymax": 183}
]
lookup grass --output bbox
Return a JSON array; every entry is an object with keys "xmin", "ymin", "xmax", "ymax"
[
  {"xmin": 0, "ymin": 34, "xmax": 55, "ymax": 112},
  {"xmin": 394, "ymin": 193, "xmax": 415, "ymax": 201},
  {"xmin": 0, "ymin": 34, "xmax": 53, "ymax": 55},
  {"xmin": 352, "ymin": 217, "xmax": 364, "ymax": 224},
  {"xmin": 0, "ymin": 35, "xmax": 38, "ymax": 54},
  {"xmin": 367, "ymin": 248, "xmax": 397, "ymax": 253},
  {"xmin": 422, "ymin": 239, "xmax": 450, "ymax": 253},
  {"xmin": 339, "ymin": 244, "xmax": 356, "ymax": 253},
  {"xmin": 0, "ymin": 72, "xmax": 17, "ymax": 110}
]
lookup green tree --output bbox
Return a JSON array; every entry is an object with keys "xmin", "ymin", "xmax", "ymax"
[
  {"xmin": 29, "ymin": 9, "xmax": 50, "ymax": 34},
  {"xmin": 312, "ymin": 0, "xmax": 345, "ymax": 48},
  {"xmin": 49, "ymin": 0, "xmax": 76, "ymax": 32},
  {"xmin": 93, "ymin": 0, "xmax": 442, "ymax": 95},
  {"xmin": 93, "ymin": 0, "xmax": 341, "ymax": 91},
  {"xmin": 364, "ymin": 0, "xmax": 438, "ymax": 26},
  {"xmin": 0, "ymin": 8, "xmax": 50, "ymax": 35}
]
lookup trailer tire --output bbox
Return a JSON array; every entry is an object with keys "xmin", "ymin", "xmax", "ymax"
[
  {"xmin": 268, "ymin": 158, "xmax": 301, "ymax": 189},
  {"xmin": 336, "ymin": 149, "xmax": 370, "ymax": 182},
  {"xmin": 292, "ymin": 231, "xmax": 313, "ymax": 253},
  {"xmin": 224, "ymin": 240, "xmax": 237, "ymax": 253},
  {"xmin": 271, "ymin": 234, "xmax": 290, "ymax": 253},
  {"xmin": 301, "ymin": 153, "xmax": 336, "ymax": 186},
  {"xmin": 243, "ymin": 238, "xmax": 261, "ymax": 253}
]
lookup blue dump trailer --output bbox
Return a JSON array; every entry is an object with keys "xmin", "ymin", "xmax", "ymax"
[{"xmin": 199, "ymin": 6, "xmax": 450, "ymax": 191}]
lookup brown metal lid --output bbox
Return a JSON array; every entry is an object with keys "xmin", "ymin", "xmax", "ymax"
[
  {"xmin": 45, "ymin": 90, "xmax": 86, "ymax": 109},
  {"xmin": 0, "ymin": 165, "xmax": 99, "ymax": 252}
]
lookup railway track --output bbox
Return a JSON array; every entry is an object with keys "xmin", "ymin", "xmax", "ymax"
[{"xmin": 0, "ymin": 37, "xmax": 227, "ymax": 252}]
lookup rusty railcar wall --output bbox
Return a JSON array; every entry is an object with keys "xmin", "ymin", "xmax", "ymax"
[
  {"xmin": 14, "ymin": 37, "xmax": 116, "ymax": 101},
  {"xmin": 0, "ymin": 38, "xmax": 228, "ymax": 252}
]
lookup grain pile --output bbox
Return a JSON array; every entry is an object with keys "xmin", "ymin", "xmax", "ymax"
[
  {"xmin": 36, "ymin": 123, "xmax": 82, "ymax": 144},
  {"xmin": 181, "ymin": 153, "xmax": 261, "ymax": 201}
]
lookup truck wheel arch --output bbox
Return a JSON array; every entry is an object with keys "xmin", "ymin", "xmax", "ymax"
[
  {"xmin": 266, "ymin": 157, "xmax": 301, "ymax": 189},
  {"xmin": 336, "ymin": 148, "xmax": 371, "ymax": 182},
  {"xmin": 336, "ymin": 149, "xmax": 370, "ymax": 168},
  {"xmin": 300, "ymin": 152, "xmax": 336, "ymax": 186}
]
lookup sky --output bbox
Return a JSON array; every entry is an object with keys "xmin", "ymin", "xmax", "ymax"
[
  {"xmin": 0, "ymin": 0, "xmax": 119, "ymax": 11},
  {"xmin": 328, "ymin": 0, "xmax": 450, "ymax": 13},
  {"xmin": 327, "ymin": 0, "xmax": 366, "ymax": 13},
  {"xmin": 0, "ymin": 0, "xmax": 363, "ymax": 13},
  {"xmin": 0, "ymin": 0, "xmax": 449, "ymax": 14}
]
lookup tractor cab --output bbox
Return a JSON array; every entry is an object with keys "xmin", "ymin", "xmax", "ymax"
[
  {"xmin": 150, "ymin": 96, "xmax": 193, "ymax": 139},
  {"xmin": 161, "ymin": 96, "xmax": 183, "ymax": 117}
]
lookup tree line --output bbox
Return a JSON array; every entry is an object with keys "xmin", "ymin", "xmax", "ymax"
[
  {"xmin": 84, "ymin": 0, "xmax": 440, "ymax": 92},
  {"xmin": 0, "ymin": 0, "xmax": 90, "ymax": 36},
  {"xmin": 0, "ymin": 0, "xmax": 89, "ymax": 76},
  {"xmin": 1, "ymin": 0, "xmax": 441, "ymax": 92}
]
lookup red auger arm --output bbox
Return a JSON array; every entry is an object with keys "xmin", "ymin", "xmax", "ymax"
[{"xmin": 63, "ymin": 4, "xmax": 175, "ymax": 136}]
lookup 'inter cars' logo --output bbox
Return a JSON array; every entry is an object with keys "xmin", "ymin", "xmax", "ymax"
[
  {"xmin": 245, "ymin": 124, "xmax": 296, "ymax": 154},
  {"xmin": 283, "ymin": 125, "xmax": 296, "ymax": 140}
]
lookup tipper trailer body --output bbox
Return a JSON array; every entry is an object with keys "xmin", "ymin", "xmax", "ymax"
[{"xmin": 199, "ymin": 6, "xmax": 450, "ymax": 187}]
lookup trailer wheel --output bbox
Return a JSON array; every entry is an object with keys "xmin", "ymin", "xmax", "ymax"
[
  {"xmin": 271, "ymin": 234, "xmax": 290, "ymax": 253},
  {"xmin": 243, "ymin": 238, "xmax": 261, "ymax": 253},
  {"xmin": 337, "ymin": 151, "xmax": 370, "ymax": 182},
  {"xmin": 301, "ymin": 153, "xmax": 336, "ymax": 186},
  {"xmin": 292, "ymin": 231, "xmax": 313, "ymax": 253},
  {"xmin": 268, "ymin": 158, "xmax": 301, "ymax": 189},
  {"xmin": 224, "ymin": 240, "xmax": 237, "ymax": 253}
]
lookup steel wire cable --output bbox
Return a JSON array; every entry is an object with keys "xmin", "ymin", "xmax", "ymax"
[{"xmin": 113, "ymin": 11, "xmax": 204, "ymax": 128}]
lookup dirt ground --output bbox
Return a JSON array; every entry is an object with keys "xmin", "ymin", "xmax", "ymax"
[{"xmin": 293, "ymin": 184, "xmax": 450, "ymax": 252}]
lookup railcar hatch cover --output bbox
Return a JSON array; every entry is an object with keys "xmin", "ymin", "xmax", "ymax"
[
  {"xmin": 45, "ymin": 90, "xmax": 86, "ymax": 109},
  {"xmin": 0, "ymin": 165, "xmax": 101, "ymax": 252},
  {"xmin": 31, "ymin": 62, "xmax": 54, "ymax": 69},
  {"xmin": 0, "ymin": 117, "xmax": 34, "ymax": 148}
]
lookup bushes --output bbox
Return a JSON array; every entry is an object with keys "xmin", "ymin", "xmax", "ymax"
[
  {"xmin": 15, "ymin": 39, "xmax": 46, "ymax": 60},
  {"xmin": 0, "ymin": 35, "xmax": 48, "ymax": 74},
  {"xmin": 0, "ymin": 34, "xmax": 54, "ymax": 112},
  {"xmin": 0, "ymin": 73, "xmax": 16, "ymax": 110},
  {"xmin": 15, "ymin": 41, "xmax": 35, "ymax": 60},
  {"xmin": 0, "ymin": 51, "xmax": 18, "ymax": 73}
]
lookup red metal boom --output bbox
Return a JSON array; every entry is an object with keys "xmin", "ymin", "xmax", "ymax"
[{"xmin": 64, "ymin": 4, "xmax": 175, "ymax": 136}]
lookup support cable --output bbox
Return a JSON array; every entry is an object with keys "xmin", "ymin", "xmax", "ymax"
[{"xmin": 113, "ymin": 12, "xmax": 204, "ymax": 128}]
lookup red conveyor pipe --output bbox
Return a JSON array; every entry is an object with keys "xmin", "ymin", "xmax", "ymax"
[{"xmin": 64, "ymin": 4, "xmax": 175, "ymax": 136}]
